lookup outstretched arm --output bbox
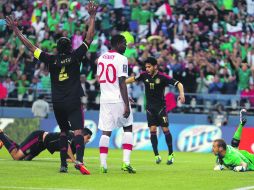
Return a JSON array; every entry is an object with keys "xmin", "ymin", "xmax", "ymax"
[
  {"xmin": 85, "ymin": 2, "xmax": 98, "ymax": 44},
  {"xmin": 125, "ymin": 76, "xmax": 136, "ymax": 84},
  {"xmin": 67, "ymin": 144, "xmax": 76, "ymax": 163},
  {"xmin": 6, "ymin": 16, "xmax": 37, "ymax": 53}
]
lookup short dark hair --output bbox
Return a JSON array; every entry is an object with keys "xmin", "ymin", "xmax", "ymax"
[
  {"xmin": 111, "ymin": 34, "xmax": 126, "ymax": 48},
  {"xmin": 144, "ymin": 57, "xmax": 157, "ymax": 66},
  {"xmin": 83, "ymin": 128, "xmax": 92, "ymax": 136},
  {"xmin": 214, "ymin": 139, "xmax": 227, "ymax": 150}
]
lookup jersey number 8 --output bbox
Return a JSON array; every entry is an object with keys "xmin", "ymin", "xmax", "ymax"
[{"xmin": 98, "ymin": 62, "xmax": 116, "ymax": 83}]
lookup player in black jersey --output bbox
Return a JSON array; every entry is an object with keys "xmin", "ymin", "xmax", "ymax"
[
  {"xmin": 0, "ymin": 128, "xmax": 92, "ymax": 163},
  {"xmin": 126, "ymin": 57, "xmax": 185, "ymax": 165},
  {"xmin": 5, "ymin": 2, "xmax": 97, "ymax": 174}
]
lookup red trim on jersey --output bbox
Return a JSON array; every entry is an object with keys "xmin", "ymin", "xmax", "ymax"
[
  {"xmin": 158, "ymin": 72, "xmax": 172, "ymax": 79},
  {"xmin": 122, "ymin": 144, "xmax": 133, "ymax": 150},
  {"xmin": 108, "ymin": 50, "xmax": 117, "ymax": 53},
  {"xmin": 100, "ymin": 147, "xmax": 109, "ymax": 154}
]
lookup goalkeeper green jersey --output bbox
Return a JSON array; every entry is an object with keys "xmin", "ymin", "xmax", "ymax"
[{"xmin": 221, "ymin": 145, "xmax": 254, "ymax": 171}]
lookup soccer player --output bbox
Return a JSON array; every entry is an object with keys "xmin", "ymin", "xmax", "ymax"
[
  {"xmin": 97, "ymin": 35, "xmax": 136, "ymax": 173},
  {"xmin": 213, "ymin": 109, "xmax": 254, "ymax": 172},
  {"xmin": 0, "ymin": 128, "xmax": 92, "ymax": 163},
  {"xmin": 126, "ymin": 57, "xmax": 185, "ymax": 165},
  {"xmin": 5, "ymin": 2, "xmax": 97, "ymax": 174}
]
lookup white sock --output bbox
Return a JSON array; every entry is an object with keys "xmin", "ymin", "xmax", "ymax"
[
  {"xmin": 99, "ymin": 135, "xmax": 110, "ymax": 168},
  {"xmin": 122, "ymin": 132, "xmax": 133, "ymax": 165}
]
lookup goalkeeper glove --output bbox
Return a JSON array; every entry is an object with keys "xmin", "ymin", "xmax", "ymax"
[
  {"xmin": 214, "ymin": 164, "xmax": 225, "ymax": 171},
  {"xmin": 233, "ymin": 166, "xmax": 246, "ymax": 172}
]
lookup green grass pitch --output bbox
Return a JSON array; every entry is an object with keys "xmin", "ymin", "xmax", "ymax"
[{"xmin": 0, "ymin": 148, "xmax": 254, "ymax": 190}]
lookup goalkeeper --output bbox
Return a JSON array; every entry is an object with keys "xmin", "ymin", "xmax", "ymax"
[{"xmin": 212, "ymin": 109, "xmax": 254, "ymax": 172}]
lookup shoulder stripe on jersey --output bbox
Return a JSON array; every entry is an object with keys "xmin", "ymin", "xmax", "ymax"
[
  {"xmin": 158, "ymin": 72, "xmax": 171, "ymax": 79},
  {"xmin": 34, "ymin": 48, "xmax": 42, "ymax": 60},
  {"xmin": 83, "ymin": 42, "xmax": 88, "ymax": 50}
]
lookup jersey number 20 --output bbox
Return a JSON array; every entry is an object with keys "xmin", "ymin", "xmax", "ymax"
[{"xmin": 98, "ymin": 62, "xmax": 116, "ymax": 83}]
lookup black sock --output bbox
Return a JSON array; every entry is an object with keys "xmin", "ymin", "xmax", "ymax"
[
  {"xmin": 74, "ymin": 135, "xmax": 84, "ymax": 163},
  {"xmin": 59, "ymin": 133, "xmax": 68, "ymax": 167},
  {"xmin": 164, "ymin": 131, "xmax": 173, "ymax": 155},
  {"xmin": 0, "ymin": 132, "xmax": 17, "ymax": 152},
  {"xmin": 150, "ymin": 131, "xmax": 159, "ymax": 156}
]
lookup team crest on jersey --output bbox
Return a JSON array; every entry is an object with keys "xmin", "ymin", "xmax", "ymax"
[
  {"xmin": 123, "ymin": 65, "xmax": 127, "ymax": 73},
  {"xmin": 155, "ymin": 78, "xmax": 160, "ymax": 84},
  {"xmin": 145, "ymin": 79, "xmax": 149, "ymax": 82}
]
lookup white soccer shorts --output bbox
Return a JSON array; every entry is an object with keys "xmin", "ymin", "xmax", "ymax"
[{"xmin": 98, "ymin": 102, "xmax": 133, "ymax": 131}]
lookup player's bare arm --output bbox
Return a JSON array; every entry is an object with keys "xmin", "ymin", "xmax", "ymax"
[
  {"xmin": 6, "ymin": 15, "xmax": 37, "ymax": 53},
  {"xmin": 176, "ymin": 82, "xmax": 185, "ymax": 104},
  {"xmin": 85, "ymin": 1, "xmax": 98, "ymax": 44},
  {"xmin": 119, "ymin": 76, "xmax": 130, "ymax": 118},
  {"xmin": 125, "ymin": 76, "xmax": 136, "ymax": 84},
  {"xmin": 67, "ymin": 144, "xmax": 76, "ymax": 163}
]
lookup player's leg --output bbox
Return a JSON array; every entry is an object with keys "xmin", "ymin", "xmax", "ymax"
[
  {"xmin": 147, "ymin": 109, "xmax": 160, "ymax": 163},
  {"xmin": 98, "ymin": 103, "xmax": 114, "ymax": 173},
  {"xmin": 122, "ymin": 125, "xmax": 136, "ymax": 173},
  {"xmin": 53, "ymin": 103, "xmax": 69, "ymax": 173},
  {"xmin": 159, "ymin": 108, "xmax": 174, "ymax": 165},
  {"xmin": 99, "ymin": 131, "xmax": 111, "ymax": 173},
  {"xmin": 231, "ymin": 109, "xmax": 247, "ymax": 148},
  {"xmin": 0, "ymin": 129, "xmax": 18, "ymax": 154},
  {"xmin": 68, "ymin": 104, "xmax": 90, "ymax": 175}
]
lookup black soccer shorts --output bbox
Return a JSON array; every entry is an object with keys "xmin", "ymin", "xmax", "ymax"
[
  {"xmin": 53, "ymin": 100, "xmax": 84, "ymax": 132},
  {"xmin": 19, "ymin": 130, "xmax": 45, "ymax": 159},
  {"xmin": 146, "ymin": 106, "xmax": 169, "ymax": 127}
]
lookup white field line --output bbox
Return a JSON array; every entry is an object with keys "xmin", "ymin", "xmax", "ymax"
[{"xmin": 233, "ymin": 187, "xmax": 254, "ymax": 190}]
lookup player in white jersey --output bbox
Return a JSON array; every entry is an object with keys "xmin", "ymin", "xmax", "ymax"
[{"xmin": 97, "ymin": 34, "xmax": 136, "ymax": 173}]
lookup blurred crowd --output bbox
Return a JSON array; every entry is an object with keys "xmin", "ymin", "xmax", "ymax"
[{"xmin": 0, "ymin": 0, "xmax": 254, "ymax": 110}]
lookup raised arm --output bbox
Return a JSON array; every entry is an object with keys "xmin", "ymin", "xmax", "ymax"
[
  {"xmin": 85, "ymin": 2, "xmax": 98, "ymax": 44},
  {"xmin": 6, "ymin": 16, "xmax": 37, "ymax": 53}
]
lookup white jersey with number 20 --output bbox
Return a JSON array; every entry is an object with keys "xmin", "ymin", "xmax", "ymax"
[{"xmin": 97, "ymin": 50, "xmax": 128, "ymax": 103}]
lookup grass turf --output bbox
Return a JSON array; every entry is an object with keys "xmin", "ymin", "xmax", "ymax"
[{"xmin": 0, "ymin": 148, "xmax": 254, "ymax": 190}]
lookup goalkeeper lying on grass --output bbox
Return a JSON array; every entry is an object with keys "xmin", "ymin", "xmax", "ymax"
[
  {"xmin": 212, "ymin": 109, "xmax": 254, "ymax": 172},
  {"xmin": 0, "ymin": 128, "xmax": 92, "ymax": 163}
]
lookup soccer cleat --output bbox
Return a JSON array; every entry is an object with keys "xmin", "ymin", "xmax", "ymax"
[
  {"xmin": 100, "ymin": 166, "xmax": 108, "ymax": 173},
  {"xmin": 166, "ymin": 154, "xmax": 174, "ymax": 165},
  {"xmin": 121, "ymin": 163, "xmax": 136, "ymax": 174},
  {"xmin": 75, "ymin": 161, "xmax": 90, "ymax": 175},
  {"xmin": 59, "ymin": 166, "xmax": 68, "ymax": 173},
  {"xmin": 240, "ymin": 109, "xmax": 247, "ymax": 125},
  {"xmin": 0, "ymin": 140, "xmax": 3, "ymax": 149},
  {"xmin": 155, "ymin": 155, "xmax": 162, "ymax": 164}
]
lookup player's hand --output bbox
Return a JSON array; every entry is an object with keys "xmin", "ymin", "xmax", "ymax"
[
  {"xmin": 6, "ymin": 15, "xmax": 18, "ymax": 29},
  {"xmin": 123, "ymin": 105, "xmax": 130, "ymax": 118},
  {"xmin": 129, "ymin": 97, "xmax": 135, "ymax": 104},
  {"xmin": 214, "ymin": 164, "xmax": 224, "ymax": 171},
  {"xmin": 177, "ymin": 94, "xmax": 185, "ymax": 104},
  {"xmin": 86, "ymin": 1, "xmax": 98, "ymax": 17},
  {"xmin": 233, "ymin": 166, "xmax": 246, "ymax": 172}
]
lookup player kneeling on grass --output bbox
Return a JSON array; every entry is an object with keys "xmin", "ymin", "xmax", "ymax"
[
  {"xmin": 0, "ymin": 128, "xmax": 92, "ymax": 168},
  {"xmin": 212, "ymin": 109, "xmax": 254, "ymax": 172}
]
